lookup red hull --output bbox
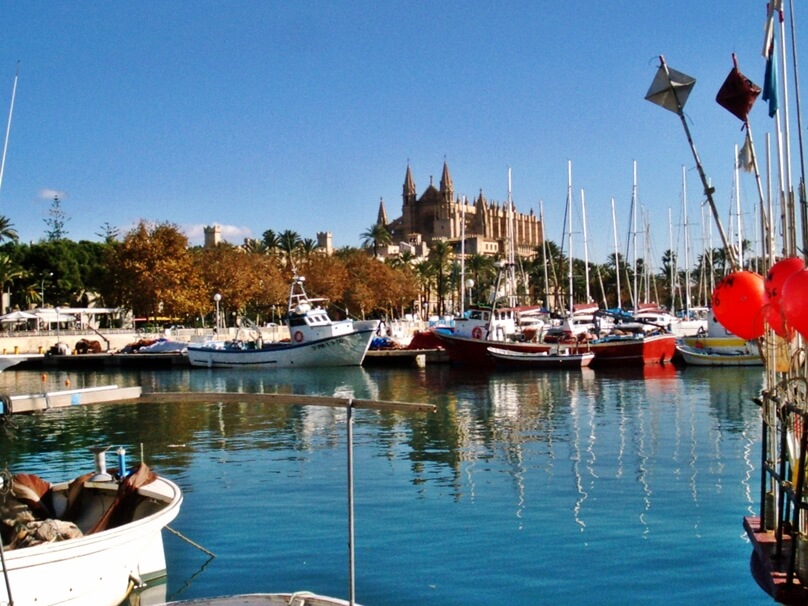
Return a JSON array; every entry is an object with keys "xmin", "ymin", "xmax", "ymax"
[{"xmin": 433, "ymin": 330, "xmax": 677, "ymax": 367}]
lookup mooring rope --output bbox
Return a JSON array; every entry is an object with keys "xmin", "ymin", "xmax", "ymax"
[{"xmin": 165, "ymin": 525, "xmax": 216, "ymax": 558}]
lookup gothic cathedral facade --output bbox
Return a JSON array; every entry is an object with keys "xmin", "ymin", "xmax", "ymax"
[{"xmin": 379, "ymin": 162, "xmax": 543, "ymax": 259}]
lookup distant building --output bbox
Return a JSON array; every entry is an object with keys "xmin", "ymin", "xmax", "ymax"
[
  {"xmin": 379, "ymin": 161, "xmax": 543, "ymax": 259},
  {"xmin": 203, "ymin": 224, "xmax": 222, "ymax": 248}
]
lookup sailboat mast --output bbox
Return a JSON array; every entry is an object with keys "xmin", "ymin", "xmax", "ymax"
[
  {"xmin": 582, "ymin": 189, "xmax": 591, "ymax": 303},
  {"xmin": 682, "ymin": 165, "xmax": 692, "ymax": 314},
  {"xmin": 611, "ymin": 197, "xmax": 622, "ymax": 310},
  {"xmin": 540, "ymin": 201, "xmax": 551, "ymax": 311},
  {"xmin": 0, "ymin": 64, "xmax": 19, "ymax": 196},
  {"xmin": 507, "ymin": 168, "xmax": 517, "ymax": 307},
  {"xmin": 733, "ymin": 143, "xmax": 743, "ymax": 267},
  {"xmin": 631, "ymin": 161, "xmax": 638, "ymax": 312},
  {"xmin": 567, "ymin": 161, "xmax": 574, "ymax": 315},
  {"xmin": 460, "ymin": 195, "xmax": 466, "ymax": 316}
]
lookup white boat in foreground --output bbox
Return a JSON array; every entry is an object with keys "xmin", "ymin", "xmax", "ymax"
[
  {"xmin": 160, "ymin": 591, "xmax": 358, "ymax": 605},
  {"xmin": 675, "ymin": 342, "xmax": 762, "ymax": 366},
  {"xmin": 0, "ymin": 453, "xmax": 182, "ymax": 606},
  {"xmin": 187, "ymin": 276, "xmax": 376, "ymax": 368}
]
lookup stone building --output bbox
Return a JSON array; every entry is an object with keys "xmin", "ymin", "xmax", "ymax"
[{"xmin": 380, "ymin": 161, "xmax": 543, "ymax": 259}]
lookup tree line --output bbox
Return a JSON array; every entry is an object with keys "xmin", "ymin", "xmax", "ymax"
[{"xmin": 0, "ymin": 214, "xmax": 747, "ymax": 328}]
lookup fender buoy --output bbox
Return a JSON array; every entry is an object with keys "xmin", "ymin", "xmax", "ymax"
[
  {"xmin": 471, "ymin": 326, "xmax": 483, "ymax": 339},
  {"xmin": 293, "ymin": 331, "xmax": 304, "ymax": 343}
]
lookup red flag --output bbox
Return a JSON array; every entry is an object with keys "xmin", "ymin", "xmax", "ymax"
[{"xmin": 716, "ymin": 55, "xmax": 761, "ymax": 122}]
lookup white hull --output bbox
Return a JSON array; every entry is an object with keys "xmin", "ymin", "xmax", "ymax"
[
  {"xmin": 0, "ymin": 353, "xmax": 43, "ymax": 372},
  {"xmin": 186, "ymin": 329, "xmax": 375, "ymax": 368},
  {"xmin": 676, "ymin": 343, "xmax": 762, "ymax": 366},
  {"xmin": 0, "ymin": 474, "xmax": 182, "ymax": 606}
]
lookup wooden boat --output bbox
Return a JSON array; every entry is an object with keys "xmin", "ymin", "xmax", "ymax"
[
  {"xmin": 487, "ymin": 346, "xmax": 594, "ymax": 368},
  {"xmin": 0, "ymin": 451, "xmax": 182, "ymax": 606},
  {"xmin": 187, "ymin": 275, "xmax": 376, "ymax": 368},
  {"xmin": 675, "ymin": 343, "xmax": 762, "ymax": 366},
  {"xmin": 160, "ymin": 592, "xmax": 358, "ymax": 605}
]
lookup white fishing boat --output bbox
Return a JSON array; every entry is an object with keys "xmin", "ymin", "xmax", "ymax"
[
  {"xmin": 487, "ymin": 345, "xmax": 594, "ymax": 369},
  {"xmin": 675, "ymin": 342, "xmax": 762, "ymax": 366},
  {"xmin": 0, "ymin": 448, "xmax": 182, "ymax": 606},
  {"xmin": 187, "ymin": 276, "xmax": 376, "ymax": 368}
]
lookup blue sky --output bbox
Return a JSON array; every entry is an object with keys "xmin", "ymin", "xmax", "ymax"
[{"xmin": 0, "ymin": 2, "xmax": 802, "ymax": 265}]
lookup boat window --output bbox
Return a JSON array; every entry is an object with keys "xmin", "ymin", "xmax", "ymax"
[{"xmin": 289, "ymin": 317, "xmax": 307, "ymax": 327}]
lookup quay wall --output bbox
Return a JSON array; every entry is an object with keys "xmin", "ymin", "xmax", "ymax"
[{"xmin": 0, "ymin": 325, "xmax": 292, "ymax": 355}]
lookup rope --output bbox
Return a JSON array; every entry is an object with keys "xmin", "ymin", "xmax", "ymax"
[{"xmin": 165, "ymin": 525, "xmax": 216, "ymax": 558}]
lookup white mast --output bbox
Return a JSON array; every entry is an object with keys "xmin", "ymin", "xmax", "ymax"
[
  {"xmin": 0, "ymin": 64, "xmax": 19, "ymax": 195},
  {"xmin": 611, "ymin": 197, "xmax": 622, "ymax": 310},
  {"xmin": 460, "ymin": 195, "xmax": 467, "ymax": 315},
  {"xmin": 734, "ymin": 143, "xmax": 744, "ymax": 268},
  {"xmin": 631, "ymin": 161, "xmax": 639, "ymax": 312},
  {"xmin": 581, "ymin": 189, "xmax": 591, "ymax": 303},
  {"xmin": 567, "ymin": 161, "xmax": 574, "ymax": 315},
  {"xmin": 507, "ymin": 168, "xmax": 517, "ymax": 307},
  {"xmin": 682, "ymin": 165, "xmax": 692, "ymax": 314},
  {"xmin": 540, "ymin": 201, "xmax": 550, "ymax": 311}
]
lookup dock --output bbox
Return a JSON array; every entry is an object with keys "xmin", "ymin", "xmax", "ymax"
[
  {"xmin": 18, "ymin": 352, "xmax": 191, "ymax": 370},
  {"xmin": 744, "ymin": 516, "xmax": 808, "ymax": 605},
  {"xmin": 11, "ymin": 348, "xmax": 447, "ymax": 370}
]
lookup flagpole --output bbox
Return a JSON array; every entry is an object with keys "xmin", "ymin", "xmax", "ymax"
[
  {"xmin": 786, "ymin": 0, "xmax": 808, "ymax": 257},
  {"xmin": 657, "ymin": 55, "xmax": 740, "ymax": 271}
]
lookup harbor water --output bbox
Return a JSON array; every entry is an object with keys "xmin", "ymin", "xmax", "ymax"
[{"xmin": 0, "ymin": 364, "xmax": 771, "ymax": 605}]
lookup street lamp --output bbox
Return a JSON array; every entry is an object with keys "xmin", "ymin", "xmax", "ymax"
[
  {"xmin": 213, "ymin": 293, "xmax": 221, "ymax": 334},
  {"xmin": 40, "ymin": 272, "xmax": 53, "ymax": 307},
  {"xmin": 465, "ymin": 278, "xmax": 475, "ymax": 311}
]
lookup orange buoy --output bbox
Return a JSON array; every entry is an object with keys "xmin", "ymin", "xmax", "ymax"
[
  {"xmin": 712, "ymin": 270, "xmax": 766, "ymax": 340},
  {"xmin": 764, "ymin": 256, "xmax": 805, "ymax": 339}
]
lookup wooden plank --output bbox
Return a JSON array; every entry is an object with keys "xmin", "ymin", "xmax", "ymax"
[
  {"xmin": 139, "ymin": 391, "xmax": 435, "ymax": 413},
  {"xmin": 6, "ymin": 385, "xmax": 142, "ymax": 414}
]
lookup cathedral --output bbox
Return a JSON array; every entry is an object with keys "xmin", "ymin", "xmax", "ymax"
[{"xmin": 378, "ymin": 161, "xmax": 543, "ymax": 259}]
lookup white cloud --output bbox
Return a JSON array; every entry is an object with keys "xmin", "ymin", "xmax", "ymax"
[{"xmin": 38, "ymin": 188, "xmax": 67, "ymax": 201}]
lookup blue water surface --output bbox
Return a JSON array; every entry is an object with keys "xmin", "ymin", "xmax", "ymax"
[{"xmin": 0, "ymin": 364, "xmax": 769, "ymax": 605}]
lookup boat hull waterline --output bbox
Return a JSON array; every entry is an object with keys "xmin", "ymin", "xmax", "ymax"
[
  {"xmin": 435, "ymin": 330, "xmax": 677, "ymax": 367},
  {"xmin": 675, "ymin": 343, "xmax": 763, "ymax": 366},
  {"xmin": 487, "ymin": 346, "xmax": 594, "ymax": 368},
  {"xmin": 187, "ymin": 329, "xmax": 375, "ymax": 368}
]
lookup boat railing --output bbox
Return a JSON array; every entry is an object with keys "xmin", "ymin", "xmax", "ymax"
[{"xmin": 755, "ymin": 389, "xmax": 808, "ymax": 589}]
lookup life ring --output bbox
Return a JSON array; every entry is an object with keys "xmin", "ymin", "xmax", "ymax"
[
  {"xmin": 293, "ymin": 331, "xmax": 304, "ymax": 343},
  {"xmin": 471, "ymin": 326, "xmax": 483, "ymax": 339}
]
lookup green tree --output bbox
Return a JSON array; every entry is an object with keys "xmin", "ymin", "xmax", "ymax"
[{"xmin": 44, "ymin": 195, "xmax": 69, "ymax": 241}]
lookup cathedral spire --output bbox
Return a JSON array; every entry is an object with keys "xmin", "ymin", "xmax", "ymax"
[
  {"xmin": 403, "ymin": 163, "xmax": 416, "ymax": 197},
  {"xmin": 439, "ymin": 160, "xmax": 453, "ymax": 198},
  {"xmin": 377, "ymin": 197, "xmax": 389, "ymax": 226}
]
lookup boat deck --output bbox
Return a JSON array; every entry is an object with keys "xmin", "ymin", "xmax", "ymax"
[{"xmin": 744, "ymin": 516, "xmax": 808, "ymax": 604}]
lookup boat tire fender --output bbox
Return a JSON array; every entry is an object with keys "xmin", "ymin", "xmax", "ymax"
[
  {"xmin": 0, "ymin": 394, "xmax": 11, "ymax": 418},
  {"xmin": 293, "ymin": 331, "xmax": 304, "ymax": 343}
]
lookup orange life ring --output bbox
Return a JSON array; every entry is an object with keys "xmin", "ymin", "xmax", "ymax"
[
  {"xmin": 471, "ymin": 326, "xmax": 483, "ymax": 339},
  {"xmin": 293, "ymin": 330, "xmax": 304, "ymax": 343}
]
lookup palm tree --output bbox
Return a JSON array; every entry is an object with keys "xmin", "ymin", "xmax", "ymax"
[
  {"xmin": 261, "ymin": 229, "xmax": 281, "ymax": 256},
  {"xmin": 360, "ymin": 223, "xmax": 392, "ymax": 258},
  {"xmin": 278, "ymin": 230, "xmax": 302, "ymax": 267},
  {"xmin": 429, "ymin": 240, "xmax": 453, "ymax": 316},
  {"xmin": 0, "ymin": 215, "xmax": 19, "ymax": 244}
]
